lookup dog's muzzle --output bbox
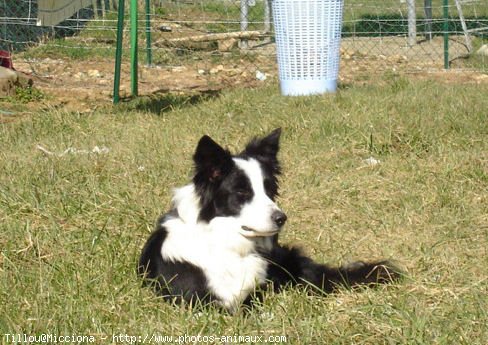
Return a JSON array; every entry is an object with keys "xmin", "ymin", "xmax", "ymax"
[{"xmin": 240, "ymin": 210, "xmax": 287, "ymax": 238}]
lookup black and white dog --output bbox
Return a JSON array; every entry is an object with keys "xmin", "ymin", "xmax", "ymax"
[{"xmin": 138, "ymin": 128, "xmax": 401, "ymax": 311}]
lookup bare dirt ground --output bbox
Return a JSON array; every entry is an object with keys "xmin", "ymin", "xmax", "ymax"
[{"xmin": 5, "ymin": 35, "xmax": 488, "ymax": 115}]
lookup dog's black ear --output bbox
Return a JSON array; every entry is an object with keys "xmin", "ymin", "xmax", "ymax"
[
  {"xmin": 243, "ymin": 128, "xmax": 281, "ymax": 164},
  {"xmin": 193, "ymin": 135, "xmax": 233, "ymax": 183}
]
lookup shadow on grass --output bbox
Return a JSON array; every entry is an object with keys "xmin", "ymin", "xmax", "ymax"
[{"xmin": 116, "ymin": 89, "xmax": 221, "ymax": 115}]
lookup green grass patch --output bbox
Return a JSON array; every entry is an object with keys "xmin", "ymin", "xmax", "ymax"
[
  {"xmin": 12, "ymin": 86, "xmax": 46, "ymax": 103},
  {"xmin": 21, "ymin": 38, "xmax": 115, "ymax": 60},
  {"xmin": 1, "ymin": 79, "xmax": 487, "ymax": 343}
]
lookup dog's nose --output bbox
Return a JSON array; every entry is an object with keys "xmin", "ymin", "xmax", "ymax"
[{"xmin": 272, "ymin": 211, "xmax": 287, "ymax": 228}]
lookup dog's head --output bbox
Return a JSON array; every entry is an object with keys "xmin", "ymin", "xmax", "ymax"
[{"xmin": 192, "ymin": 128, "xmax": 287, "ymax": 238}]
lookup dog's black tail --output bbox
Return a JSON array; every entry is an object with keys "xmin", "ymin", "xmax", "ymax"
[{"xmin": 265, "ymin": 245, "xmax": 403, "ymax": 293}]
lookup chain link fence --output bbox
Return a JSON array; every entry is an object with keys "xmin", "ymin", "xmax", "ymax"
[{"xmin": 1, "ymin": 0, "xmax": 488, "ymax": 98}]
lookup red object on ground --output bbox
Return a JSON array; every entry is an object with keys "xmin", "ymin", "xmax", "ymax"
[{"xmin": 0, "ymin": 50, "xmax": 14, "ymax": 70}]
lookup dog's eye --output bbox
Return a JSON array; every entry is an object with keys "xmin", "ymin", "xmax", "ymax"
[{"xmin": 236, "ymin": 189, "xmax": 252, "ymax": 198}]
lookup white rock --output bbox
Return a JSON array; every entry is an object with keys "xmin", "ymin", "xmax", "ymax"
[
  {"xmin": 87, "ymin": 69, "xmax": 102, "ymax": 78},
  {"xmin": 255, "ymin": 70, "xmax": 267, "ymax": 81},
  {"xmin": 476, "ymin": 44, "xmax": 488, "ymax": 57},
  {"xmin": 364, "ymin": 157, "xmax": 381, "ymax": 166}
]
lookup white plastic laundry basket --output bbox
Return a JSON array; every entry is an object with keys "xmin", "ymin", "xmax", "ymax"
[{"xmin": 272, "ymin": 0, "xmax": 344, "ymax": 96}]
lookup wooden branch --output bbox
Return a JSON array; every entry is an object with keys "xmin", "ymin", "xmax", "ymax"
[
  {"xmin": 154, "ymin": 31, "xmax": 266, "ymax": 47},
  {"xmin": 64, "ymin": 36, "xmax": 116, "ymax": 44}
]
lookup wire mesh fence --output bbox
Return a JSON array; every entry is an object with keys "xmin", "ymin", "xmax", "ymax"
[{"xmin": 1, "ymin": 0, "xmax": 488, "ymax": 98}]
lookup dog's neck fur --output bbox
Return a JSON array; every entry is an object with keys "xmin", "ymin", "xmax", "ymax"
[{"xmin": 171, "ymin": 184, "xmax": 201, "ymax": 225}]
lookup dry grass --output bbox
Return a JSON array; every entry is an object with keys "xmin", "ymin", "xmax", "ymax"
[{"xmin": 1, "ymin": 77, "xmax": 487, "ymax": 344}]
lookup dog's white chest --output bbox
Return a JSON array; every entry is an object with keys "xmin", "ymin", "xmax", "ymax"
[
  {"xmin": 161, "ymin": 218, "xmax": 268, "ymax": 310},
  {"xmin": 205, "ymin": 252, "xmax": 267, "ymax": 310}
]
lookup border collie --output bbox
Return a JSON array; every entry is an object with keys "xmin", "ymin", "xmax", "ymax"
[{"xmin": 138, "ymin": 128, "xmax": 401, "ymax": 311}]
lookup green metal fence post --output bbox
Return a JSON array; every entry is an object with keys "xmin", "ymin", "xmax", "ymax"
[
  {"xmin": 145, "ymin": 0, "xmax": 152, "ymax": 66},
  {"xmin": 130, "ymin": 0, "xmax": 138, "ymax": 96},
  {"xmin": 113, "ymin": 0, "xmax": 125, "ymax": 104},
  {"xmin": 443, "ymin": 0, "xmax": 449, "ymax": 69}
]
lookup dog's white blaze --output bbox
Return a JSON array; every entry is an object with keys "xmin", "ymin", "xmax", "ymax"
[{"xmin": 233, "ymin": 158, "xmax": 282, "ymax": 234}]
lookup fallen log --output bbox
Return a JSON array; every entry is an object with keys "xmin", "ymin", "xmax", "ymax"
[{"xmin": 154, "ymin": 31, "xmax": 266, "ymax": 47}]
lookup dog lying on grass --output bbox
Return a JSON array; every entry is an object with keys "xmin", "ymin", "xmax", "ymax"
[{"xmin": 138, "ymin": 128, "xmax": 401, "ymax": 311}]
